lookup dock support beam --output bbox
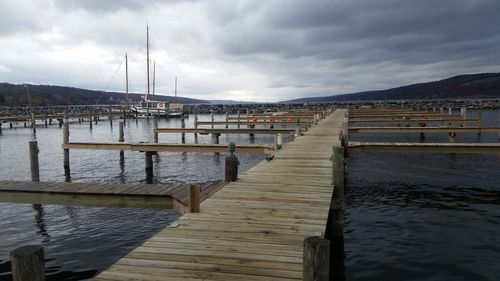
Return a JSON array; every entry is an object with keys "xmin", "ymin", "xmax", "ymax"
[
  {"xmin": 225, "ymin": 142, "xmax": 239, "ymax": 182},
  {"xmin": 10, "ymin": 245, "xmax": 45, "ymax": 281},
  {"xmin": 303, "ymin": 236, "xmax": 330, "ymax": 281},
  {"xmin": 29, "ymin": 141, "xmax": 40, "ymax": 182}
]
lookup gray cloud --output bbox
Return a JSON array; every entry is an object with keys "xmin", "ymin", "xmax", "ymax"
[{"xmin": 1, "ymin": 0, "xmax": 499, "ymax": 101}]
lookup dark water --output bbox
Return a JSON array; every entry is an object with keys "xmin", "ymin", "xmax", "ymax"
[
  {"xmin": 0, "ymin": 114, "xmax": 273, "ymax": 280},
  {"xmin": 346, "ymin": 110, "xmax": 500, "ymax": 281}
]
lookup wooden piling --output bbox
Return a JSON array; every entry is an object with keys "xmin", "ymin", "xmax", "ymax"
[
  {"xmin": 225, "ymin": 111, "xmax": 229, "ymax": 129},
  {"xmin": 303, "ymin": 236, "xmax": 330, "ymax": 281},
  {"xmin": 29, "ymin": 141, "xmax": 40, "ymax": 182},
  {"xmin": 275, "ymin": 133, "xmax": 283, "ymax": 149},
  {"xmin": 181, "ymin": 117, "xmax": 186, "ymax": 143},
  {"xmin": 225, "ymin": 142, "xmax": 239, "ymax": 182},
  {"xmin": 0, "ymin": 122, "xmax": 2, "ymax": 134},
  {"xmin": 211, "ymin": 111, "xmax": 214, "ymax": 129},
  {"xmin": 145, "ymin": 151, "xmax": 154, "ymax": 184},
  {"xmin": 31, "ymin": 113, "xmax": 36, "ymax": 134},
  {"xmin": 89, "ymin": 113, "xmax": 93, "ymax": 129},
  {"xmin": 194, "ymin": 111, "xmax": 198, "ymax": 143},
  {"xmin": 63, "ymin": 123, "xmax": 70, "ymax": 175},
  {"xmin": 237, "ymin": 110, "xmax": 241, "ymax": 128},
  {"xmin": 189, "ymin": 184, "xmax": 200, "ymax": 213},
  {"xmin": 10, "ymin": 245, "xmax": 45, "ymax": 281},
  {"xmin": 122, "ymin": 108, "xmax": 127, "ymax": 127},
  {"xmin": 109, "ymin": 104, "xmax": 113, "ymax": 125},
  {"xmin": 154, "ymin": 118, "xmax": 159, "ymax": 143},
  {"xmin": 119, "ymin": 122, "xmax": 125, "ymax": 159}
]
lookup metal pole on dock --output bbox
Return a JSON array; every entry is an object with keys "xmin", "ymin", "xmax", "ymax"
[
  {"xmin": 10, "ymin": 245, "xmax": 45, "ymax": 281},
  {"xmin": 225, "ymin": 142, "xmax": 239, "ymax": 182},
  {"xmin": 303, "ymin": 236, "xmax": 330, "ymax": 281},
  {"xmin": 29, "ymin": 141, "xmax": 40, "ymax": 182},
  {"xmin": 145, "ymin": 151, "xmax": 154, "ymax": 184}
]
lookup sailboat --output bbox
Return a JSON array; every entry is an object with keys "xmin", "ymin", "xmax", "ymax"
[
  {"xmin": 131, "ymin": 24, "xmax": 168, "ymax": 118},
  {"xmin": 168, "ymin": 76, "xmax": 186, "ymax": 118}
]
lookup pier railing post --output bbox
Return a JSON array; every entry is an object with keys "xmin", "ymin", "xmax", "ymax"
[
  {"xmin": 303, "ymin": 236, "xmax": 330, "ymax": 281},
  {"xmin": 225, "ymin": 142, "xmax": 239, "ymax": 182},
  {"xmin": 29, "ymin": 141, "xmax": 40, "ymax": 182},
  {"xmin": 10, "ymin": 245, "xmax": 45, "ymax": 281}
]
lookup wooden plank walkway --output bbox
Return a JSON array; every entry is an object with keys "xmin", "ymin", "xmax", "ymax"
[
  {"xmin": 349, "ymin": 126, "xmax": 500, "ymax": 133},
  {"xmin": 93, "ymin": 109, "xmax": 346, "ymax": 281},
  {"xmin": 0, "ymin": 181, "xmax": 226, "ymax": 210},
  {"xmin": 348, "ymin": 142, "xmax": 500, "ymax": 153}
]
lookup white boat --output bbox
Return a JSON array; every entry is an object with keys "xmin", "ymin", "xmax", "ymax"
[{"xmin": 131, "ymin": 98, "xmax": 168, "ymax": 117}]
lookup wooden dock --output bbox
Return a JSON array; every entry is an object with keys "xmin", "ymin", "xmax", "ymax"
[
  {"xmin": 349, "ymin": 126, "xmax": 500, "ymax": 133},
  {"xmin": 93, "ymin": 109, "xmax": 346, "ymax": 280},
  {"xmin": 154, "ymin": 128, "xmax": 297, "ymax": 135},
  {"xmin": 348, "ymin": 142, "xmax": 500, "ymax": 153},
  {"xmin": 0, "ymin": 181, "xmax": 226, "ymax": 211}
]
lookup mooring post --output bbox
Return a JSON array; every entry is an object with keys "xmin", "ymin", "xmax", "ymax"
[
  {"xmin": 145, "ymin": 151, "xmax": 154, "ymax": 184},
  {"xmin": 303, "ymin": 236, "xmax": 330, "ymax": 281},
  {"xmin": 194, "ymin": 110, "xmax": 198, "ymax": 143},
  {"xmin": 212, "ymin": 133, "xmax": 220, "ymax": 144},
  {"xmin": 29, "ymin": 141, "xmax": 40, "ymax": 182},
  {"xmin": 237, "ymin": 110, "xmax": 241, "ymax": 128},
  {"xmin": 119, "ymin": 122, "xmax": 125, "ymax": 159},
  {"xmin": 30, "ymin": 113, "xmax": 36, "ymax": 134},
  {"xmin": 0, "ymin": 122, "xmax": 2, "ymax": 134},
  {"xmin": 63, "ymin": 122, "xmax": 70, "ymax": 177},
  {"xmin": 44, "ymin": 119, "xmax": 48, "ymax": 127},
  {"xmin": 10, "ymin": 245, "xmax": 45, "ymax": 281},
  {"xmin": 189, "ymin": 184, "xmax": 201, "ymax": 213},
  {"xmin": 181, "ymin": 117, "xmax": 186, "ymax": 143},
  {"xmin": 325, "ymin": 146, "xmax": 345, "ymax": 273},
  {"xmin": 211, "ymin": 111, "xmax": 214, "ymax": 129},
  {"xmin": 225, "ymin": 111, "xmax": 229, "ymax": 128},
  {"xmin": 448, "ymin": 107, "xmax": 452, "ymax": 115},
  {"xmin": 274, "ymin": 133, "xmax": 283, "ymax": 149},
  {"xmin": 225, "ymin": 142, "xmax": 239, "ymax": 181},
  {"xmin": 89, "ymin": 112, "xmax": 93, "ymax": 130},
  {"xmin": 153, "ymin": 117, "xmax": 159, "ymax": 143},
  {"xmin": 109, "ymin": 104, "xmax": 113, "ymax": 126},
  {"xmin": 122, "ymin": 108, "xmax": 127, "ymax": 127}
]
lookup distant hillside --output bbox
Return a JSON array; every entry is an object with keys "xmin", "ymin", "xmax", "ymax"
[
  {"xmin": 286, "ymin": 73, "xmax": 500, "ymax": 103},
  {"xmin": 0, "ymin": 83, "xmax": 206, "ymax": 106}
]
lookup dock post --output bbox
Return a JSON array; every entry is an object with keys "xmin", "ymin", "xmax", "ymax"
[
  {"xmin": 440, "ymin": 107, "xmax": 444, "ymax": 114},
  {"xmin": 325, "ymin": 146, "xmax": 345, "ymax": 273},
  {"xmin": 211, "ymin": 111, "xmax": 214, "ymax": 129},
  {"xmin": 109, "ymin": 104, "xmax": 113, "ymax": 126},
  {"xmin": 212, "ymin": 133, "xmax": 220, "ymax": 144},
  {"xmin": 225, "ymin": 111, "xmax": 229, "ymax": 128},
  {"xmin": 0, "ymin": 122, "xmax": 2, "ymax": 134},
  {"xmin": 189, "ymin": 184, "xmax": 201, "ymax": 213},
  {"xmin": 44, "ymin": 119, "xmax": 48, "ymax": 127},
  {"xmin": 274, "ymin": 133, "xmax": 283, "ymax": 149},
  {"xmin": 10, "ymin": 245, "xmax": 45, "ymax": 281},
  {"xmin": 94, "ymin": 115, "xmax": 98, "ymax": 125},
  {"xmin": 237, "ymin": 110, "xmax": 241, "ymax": 128},
  {"xmin": 181, "ymin": 117, "xmax": 186, "ymax": 143},
  {"xmin": 225, "ymin": 142, "xmax": 239, "ymax": 181},
  {"xmin": 122, "ymin": 108, "xmax": 127, "ymax": 127},
  {"xmin": 119, "ymin": 122, "xmax": 125, "ymax": 160},
  {"xmin": 145, "ymin": 151, "xmax": 154, "ymax": 184},
  {"xmin": 31, "ymin": 113, "xmax": 36, "ymax": 135},
  {"xmin": 89, "ymin": 113, "xmax": 93, "ymax": 130},
  {"xmin": 303, "ymin": 236, "xmax": 330, "ymax": 281},
  {"xmin": 419, "ymin": 122, "xmax": 426, "ymax": 140},
  {"xmin": 194, "ymin": 110, "xmax": 198, "ymax": 143},
  {"xmin": 153, "ymin": 117, "xmax": 159, "ymax": 143},
  {"xmin": 10, "ymin": 122, "xmax": 13, "ymax": 129},
  {"xmin": 29, "ymin": 141, "xmax": 40, "ymax": 182},
  {"xmin": 448, "ymin": 107, "xmax": 452, "ymax": 115},
  {"xmin": 63, "ymin": 122, "xmax": 70, "ymax": 178}
]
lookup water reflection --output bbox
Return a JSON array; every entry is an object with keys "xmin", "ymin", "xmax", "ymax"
[{"xmin": 32, "ymin": 204, "xmax": 50, "ymax": 243}]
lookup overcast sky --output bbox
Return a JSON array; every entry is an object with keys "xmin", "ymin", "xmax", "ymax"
[{"xmin": 1, "ymin": 0, "xmax": 499, "ymax": 102}]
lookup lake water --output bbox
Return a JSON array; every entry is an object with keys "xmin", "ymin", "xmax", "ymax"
[{"xmin": 0, "ymin": 110, "xmax": 499, "ymax": 280}]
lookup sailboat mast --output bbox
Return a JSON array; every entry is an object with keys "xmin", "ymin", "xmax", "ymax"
[
  {"xmin": 146, "ymin": 24, "xmax": 150, "ymax": 100},
  {"xmin": 125, "ymin": 53, "xmax": 129, "ymax": 108},
  {"xmin": 174, "ymin": 76, "xmax": 177, "ymax": 103},
  {"xmin": 152, "ymin": 61, "xmax": 156, "ymax": 97}
]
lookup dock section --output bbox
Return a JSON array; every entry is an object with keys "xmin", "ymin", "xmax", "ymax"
[{"xmin": 93, "ymin": 109, "xmax": 346, "ymax": 280}]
